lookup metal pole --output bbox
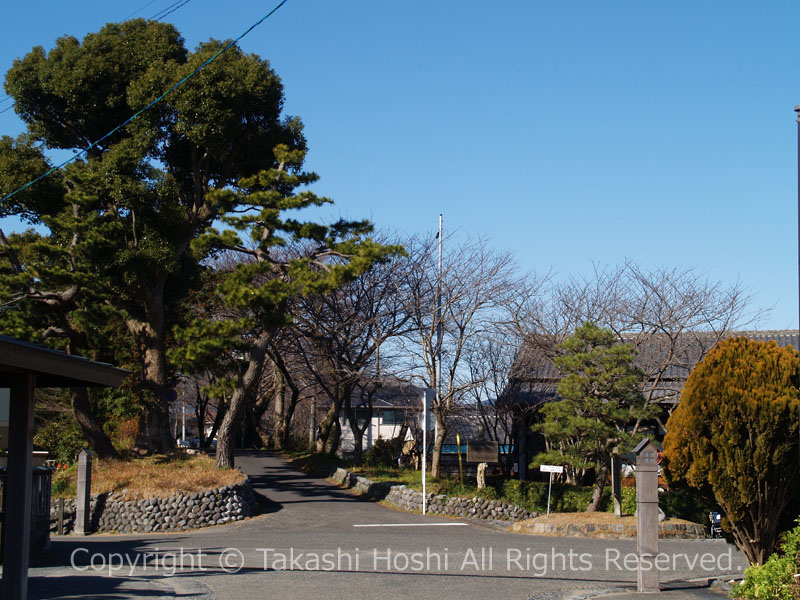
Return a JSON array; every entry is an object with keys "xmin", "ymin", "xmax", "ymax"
[
  {"xmin": 422, "ymin": 389, "xmax": 427, "ymax": 515},
  {"xmin": 434, "ymin": 215, "xmax": 443, "ymax": 454},
  {"xmin": 546, "ymin": 472, "xmax": 553, "ymax": 516},
  {"xmin": 456, "ymin": 432, "xmax": 463, "ymax": 484},
  {"xmin": 795, "ymin": 106, "xmax": 800, "ymax": 471},
  {"xmin": 181, "ymin": 398, "xmax": 186, "ymax": 444}
]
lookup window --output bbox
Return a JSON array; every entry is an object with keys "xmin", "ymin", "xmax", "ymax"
[{"xmin": 381, "ymin": 409, "xmax": 404, "ymax": 426}]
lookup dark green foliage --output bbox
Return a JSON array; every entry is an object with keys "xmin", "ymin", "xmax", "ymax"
[
  {"xmin": 659, "ymin": 486, "xmax": 713, "ymax": 525},
  {"xmin": 664, "ymin": 337, "xmax": 800, "ymax": 565},
  {"xmin": 34, "ymin": 415, "xmax": 86, "ymax": 464},
  {"xmin": 363, "ymin": 437, "xmax": 404, "ymax": 467},
  {"xmin": 602, "ymin": 486, "xmax": 711, "ymax": 523},
  {"xmin": 501, "ymin": 479, "xmax": 612, "ymax": 513}
]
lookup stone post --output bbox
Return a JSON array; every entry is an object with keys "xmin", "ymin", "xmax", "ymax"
[
  {"xmin": 477, "ymin": 462, "xmax": 487, "ymax": 489},
  {"xmin": 74, "ymin": 448, "xmax": 92, "ymax": 535},
  {"xmin": 634, "ymin": 438, "xmax": 660, "ymax": 593}
]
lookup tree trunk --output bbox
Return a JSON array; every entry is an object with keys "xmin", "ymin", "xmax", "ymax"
[
  {"xmin": 246, "ymin": 394, "xmax": 271, "ymax": 449},
  {"xmin": 431, "ymin": 409, "xmax": 446, "ymax": 479},
  {"xmin": 127, "ymin": 312, "xmax": 172, "ymax": 453},
  {"xmin": 70, "ymin": 387, "xmax": 119, "ymax": 459},
  {"xmin": 271, "ymin": 368, "xmax": 286, "ymax": 450},
  {"xmin": 586, "ymin": 462, "xmax": 610, "ymax": 512},
  {"xmin": 278, "ymin": 387, "xmax": 300, "ymax": 449},
  {"xmin": 216, "ymin": 333, "xmax": 271, "ymax": 469},
  {"xmin": 314, "ymin": 402, "xmax": 339, "ymax": 453},
  {"xmin": 327, "ymin": 417, "xmax": 342, "ymax": 455}
]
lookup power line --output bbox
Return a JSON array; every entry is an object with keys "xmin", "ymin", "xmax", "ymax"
[
  {"xmin": 124, "ymin": 0, "xmax": 159, "ymax": 20},
  {"xmin": 150, "ymin": 0, "xmax": 193, "ymax": 21},
  {"xmin": 1, "ymin": 0, "xmax": 289, "ymax": 205}
]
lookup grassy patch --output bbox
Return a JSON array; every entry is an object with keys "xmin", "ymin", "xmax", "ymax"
[{"xmin": 51, "ymin": 453, "xmax": 245, "ymax": 500}]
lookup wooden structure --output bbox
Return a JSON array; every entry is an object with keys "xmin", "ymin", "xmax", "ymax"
[{"xmin": 0, "ymin": 336, "xmax": 127, "ymax": 599}]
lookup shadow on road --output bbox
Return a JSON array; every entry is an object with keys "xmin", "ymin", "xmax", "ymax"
[{"xmin": 237, "ymin": 451, "xmax": 377, "ymax": 506}]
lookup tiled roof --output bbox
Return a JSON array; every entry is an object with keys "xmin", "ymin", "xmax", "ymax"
[{"xmin": 509, "ymin": 329, "xmax": 799, "ymax": 406}]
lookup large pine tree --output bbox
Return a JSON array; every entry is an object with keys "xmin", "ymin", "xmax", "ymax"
[{"xmin": 1, "ymin": 20, "xmax": 305, "ymax": 451}]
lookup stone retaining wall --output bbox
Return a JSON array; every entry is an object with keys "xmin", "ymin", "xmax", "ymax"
[
  {"xmin": 509, "ymin": 519, "xmax": 706, "ymax": 539},
  {"xmin": 51, "ymin": 478, "xmax": 258, "ymax": 535},
  {"xmin": 324, "ymin": 466, "xmax": 536, "ymax": 522}
]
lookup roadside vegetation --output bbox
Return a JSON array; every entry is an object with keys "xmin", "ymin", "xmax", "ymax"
[
  {"xmin": 50, "ymin": 453, "xmax": 245, "ymax": 500},
  {"xmin": 287, "ymin": 447, "xmax": 710, "ymax": 522}
]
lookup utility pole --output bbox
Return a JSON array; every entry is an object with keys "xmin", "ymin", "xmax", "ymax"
[
  {"xmin": 795, "ymin": 106, "xmax": 800, "ymax": 471},
  {"xmin": 435, "ymin": 214, "xmax": 443, "ymax": 449}
]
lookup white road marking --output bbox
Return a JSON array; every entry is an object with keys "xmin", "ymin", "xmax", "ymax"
[{"xmin": 353, "ymin": 523, "xmax": 469, "ymax": 528}]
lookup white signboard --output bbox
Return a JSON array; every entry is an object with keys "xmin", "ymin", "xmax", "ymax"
[{"xmin": 540, "ymin": 464, "xmax": 564, "ymax": 474}]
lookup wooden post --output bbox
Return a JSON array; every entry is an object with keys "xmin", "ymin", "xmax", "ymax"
[
  {"xmin": 1, "ymin": 373, "xmax": 35, "ymax": 600},
  {"xmin": 57, "ymin": 497, "xmax": 65, "ymax": 535},
  {"xmin": 309, "ymin": 401, "xmax": 317, "ymax": 447},
  {"xmin": 634, "ymin": 438, "xmax": 660, "ymax": 593},
  {"xmin": 74, "ymin": 448, "xmax": 92, "ymax": 535},
  {"xmin": 611, "ymin": 448, "xmax": 622, "ymax": 517}
]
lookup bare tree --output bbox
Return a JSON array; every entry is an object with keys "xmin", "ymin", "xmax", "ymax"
[
  {"xmin": 398, "ymin": 234, "xmax": 521, "ymax": 478},
  {"xmin": 507, "ymin": 261, "xmax": 768, "ymax": 434},
  {"xmin": 289, "ymin": 247, "xmax": 412, "ymax": 462}
]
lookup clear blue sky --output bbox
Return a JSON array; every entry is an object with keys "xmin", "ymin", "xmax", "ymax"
[{"xmin": 2, "ymin": 1, "xmax": 799, "ymax": 329}]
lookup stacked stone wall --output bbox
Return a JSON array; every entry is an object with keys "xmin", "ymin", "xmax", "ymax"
[
  {"xmin": 325, "ymin": 466, "xmax": 535, "ymax": 523},
  {"xmin": 51, "ymin": 479, "xmax": 257, "ymax": 534}
]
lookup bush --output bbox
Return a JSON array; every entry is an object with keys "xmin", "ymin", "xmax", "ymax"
[
  {"xmin": 34, "ymin": 416, "xmax": 86, "ymax": 463},
  {"xmin": 732, "ymin": 521, "xmax": 800, "ymax": 600},
  {"xmin": 500, "ymin": 479, "xmax": 611, "ymax": 513},
  {"xmin": 363, "ymin": 437, "xmax": 403, "ymax": 467},
  {"xmin": 664, "ymin": 337, "xmax": 800, "ymax": 565},
  {"xmin": 604, "ymin": 486, "xmax": 710, "ymax": 523}
]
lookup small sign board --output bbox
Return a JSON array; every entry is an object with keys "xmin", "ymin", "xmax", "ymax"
[
  {"xmin": 466, "ymin": 441, "xmax": 498, "ymax": 464},
  {"xmin": 540, "ymin": 464, "xmax": 564, "ymax": 474}
]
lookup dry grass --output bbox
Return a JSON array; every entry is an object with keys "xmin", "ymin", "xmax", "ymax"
[
  {"xmin": 527, "ymin": 512, "xmax": 697, "ymax": 526},
  {"xmin": 53, "ymin": 453, "xmax": 245, "ymax": 500}
]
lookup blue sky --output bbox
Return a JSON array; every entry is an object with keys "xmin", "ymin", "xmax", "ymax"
[{"xmin": 2, "ymin": 1, "xmax": 799, "ymax": 328}]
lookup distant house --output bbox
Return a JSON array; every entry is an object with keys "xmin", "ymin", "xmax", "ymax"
[
  {"xmin": 338, "ymin": 382, "xmax": 423, "ymax": 453},
  {"xmin": 508, "ymin": 329, "xmax": 800, "ymax": 417},
  {"xmin": 503, "ymin": 329, "xmax": 799, "ymax": 480}
]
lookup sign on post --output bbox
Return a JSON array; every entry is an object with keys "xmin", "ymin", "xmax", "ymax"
[
  {"xmin": 540, "ymin": 465, "xmax": 564, "ymax": 474},
  {"xmin": 466, "ymin": 441, "xmax": 499, "ymax": 464},
  {"xmin": 540, "ymin": 465, "xmax": 563, "ymax": 515}
]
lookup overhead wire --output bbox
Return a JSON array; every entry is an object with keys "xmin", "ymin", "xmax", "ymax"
[
  {"xmin": 124, "ymin": 0, "xmax": 160, "ymax": 20},
  {"xmin": 1, "ymin": 0, "xmax": 289, "ymax": 205},
  {"xmin": 149, "ymin": 0, "xmax": 193, "ymax": 21}
]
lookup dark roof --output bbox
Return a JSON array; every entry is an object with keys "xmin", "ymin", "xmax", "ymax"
[
  {"xmin": 509, "ymin": 329, "xmax": 799, "ymax": 407},
  {"xmin": 350, "ymin": 381, "xmax": 422, "ymax": 410},
  {"xmin": 0, "ymin": 335, "xmax": 129, "ymax": 388}
]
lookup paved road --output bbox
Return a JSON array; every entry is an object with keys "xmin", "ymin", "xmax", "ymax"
[{"xmin": 32, "ymin": 452, "xmax": 745, "ymax": 600}]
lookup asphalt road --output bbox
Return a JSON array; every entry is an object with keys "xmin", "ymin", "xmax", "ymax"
[{"xmin": 37, "ymin": 452, "xmax": 746, "ymax": 600}]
